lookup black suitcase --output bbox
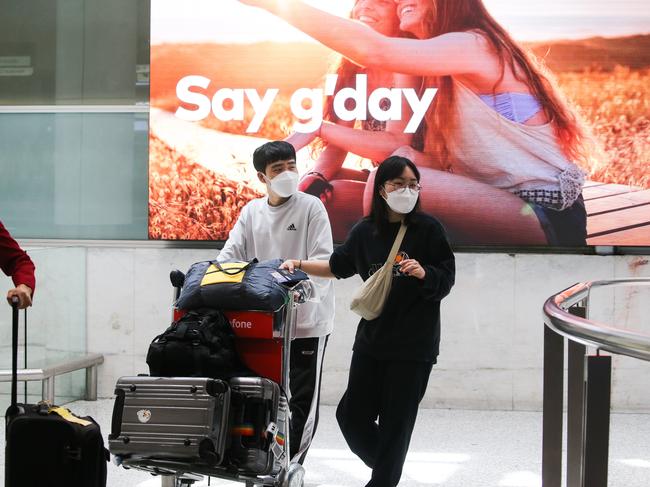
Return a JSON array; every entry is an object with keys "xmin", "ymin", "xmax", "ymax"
[
  {"xmin": 109, "ymin": 376, "xmax": 231, "ymax": 466},
  {"xmin": 4, "ymin": 299, "xmax": 109, "ymax": 487},
  {"xmin": 228, "ymin": 376, "xmax": 287, "ymax": 475}
]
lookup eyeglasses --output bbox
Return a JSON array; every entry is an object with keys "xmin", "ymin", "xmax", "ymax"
[{"xmin": 385, "ymin": 181, "xmax": 422, "ymax": 192}]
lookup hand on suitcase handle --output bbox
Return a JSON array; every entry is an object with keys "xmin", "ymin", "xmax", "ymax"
[{"xmin": 7, "ymin": 284, "xmax": 32, "ymax": 309}]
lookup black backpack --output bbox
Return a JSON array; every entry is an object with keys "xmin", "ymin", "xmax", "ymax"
[{"xmin": 146, "ymin": 308, "xmax": 245, "ymax": 379}]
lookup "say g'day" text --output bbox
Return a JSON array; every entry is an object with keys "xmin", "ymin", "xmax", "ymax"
[{"xmin": 175, "ymin": 74, "xmax": 436, "ymax": 134}]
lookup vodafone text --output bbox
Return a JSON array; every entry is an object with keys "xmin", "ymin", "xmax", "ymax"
[
  {"xmin": 175, "ymin": 74, "xmax": 436, "ymax": 134},
  {"xmin": 230, "ymin": 319, "xmax": 253, "ymax": 329}
]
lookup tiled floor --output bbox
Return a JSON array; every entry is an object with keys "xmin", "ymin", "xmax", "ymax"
[{"xmin": 2, "ymin": 399, "xmax": 649, "ymax": 487}]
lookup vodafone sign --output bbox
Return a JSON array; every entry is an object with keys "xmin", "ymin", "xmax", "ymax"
[
  {"xmin": 230, "ymin": 319, "xmax": 253, "ymax": 329},
  {"xmin": 223, "ymin": 310, "xmax": 276, "ymax": 339}
]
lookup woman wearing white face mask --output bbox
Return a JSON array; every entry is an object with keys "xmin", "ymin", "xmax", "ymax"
[
  {"xmin": 281, "ymin": 156, "xmax": 455, "ymax": 487},
  {"xmin": 383, "ymin": 182, "xmax": 420, "ymax": 215}
]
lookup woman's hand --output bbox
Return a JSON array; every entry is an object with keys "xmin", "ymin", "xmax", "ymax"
[
  {"xmin": 280, "ymin": 259, "xmax": 299, "ymax": 274},
  {"xmin": 399, "ymin": 259, "xmax": 426, "ymax": 280}
]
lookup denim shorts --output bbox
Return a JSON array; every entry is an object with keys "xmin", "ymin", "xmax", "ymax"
[{"xmin": 529, "ymin": 195, "xmax": 587, "ymax": 246}]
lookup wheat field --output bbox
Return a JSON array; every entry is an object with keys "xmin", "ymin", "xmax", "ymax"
[
  {"xmin": 558, "ymin": 67, "xmax": 650, "ymax": 189},
  {"xmin": 148, "ymin": 134, "xmax": 262, "ymax": 240}
]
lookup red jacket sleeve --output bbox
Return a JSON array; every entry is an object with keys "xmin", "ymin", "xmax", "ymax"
[{"xmin": 0, "ymin": 221, "xmax": 36, "ymax": 292}]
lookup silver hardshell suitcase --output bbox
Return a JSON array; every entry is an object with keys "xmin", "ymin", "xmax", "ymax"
[{"xmin": 109, "ymin": 376, "xmax": 230, "ymax": 466}]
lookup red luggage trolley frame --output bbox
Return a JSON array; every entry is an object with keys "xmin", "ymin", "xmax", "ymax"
[{"xmin": 118, "ymin": 274, "xmax": 310, "ymax": 487}]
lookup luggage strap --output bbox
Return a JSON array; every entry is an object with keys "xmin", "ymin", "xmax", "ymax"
[
  {"xmin": 49, "ymin": 406, "xmax": 92, "ymax": 427},
  {"xmin": 265, "ymin": 422, "xmax": 286, "ymax": 461},
  {"xmin": 211, "ymin": 260, "xmax": 253, "ymax": 276}
]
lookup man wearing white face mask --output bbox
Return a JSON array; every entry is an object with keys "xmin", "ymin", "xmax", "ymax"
[{"xmin": 218, "ymin": 140, "xmax": 335, "ymax": 465}]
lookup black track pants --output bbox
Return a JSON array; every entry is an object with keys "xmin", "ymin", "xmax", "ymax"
[
  {"xmin": 336, "ymin": 350, "xmax": 433, "ymax": 487},
  {"xmin": 289, "ymin": 335, "xmax": 328, "ymax": 464}
]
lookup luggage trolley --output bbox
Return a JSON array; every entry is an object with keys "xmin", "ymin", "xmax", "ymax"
[{"xmin": 110, "ymin": 270, "xmax": 311, "ymax": 487}]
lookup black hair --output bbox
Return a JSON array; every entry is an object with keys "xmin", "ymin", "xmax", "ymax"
[
  {"xmin": 252, "ymin": 141, "xmax": 296, "ymax": 173},
  {"xmin": 368, "ymin": 156, "xmax": 421, "ymax": 234}
]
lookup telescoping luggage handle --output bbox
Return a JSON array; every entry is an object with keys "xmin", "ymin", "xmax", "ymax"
[{"xmin": 9, "ymin": 296, "xmax": 19, "ymax": 413}]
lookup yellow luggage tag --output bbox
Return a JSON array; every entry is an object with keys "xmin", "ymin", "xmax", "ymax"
[
  {"xmin": 49, "ymin": 406, "xmax": 92, "ymax": 427},
  {"xmin": 201, "ymin": 261, "xmax": 249, "ymax": 286}
]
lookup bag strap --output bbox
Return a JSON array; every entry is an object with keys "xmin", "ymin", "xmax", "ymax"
[
  {"xmin": 385, "ymin": 223, "xmax": 407, "ymax": 269},
  {"xmin": 208, "ymin": 260, "xmax": 253, "ymax": 276},
  {"xmin": 175, "ymin": 321, "xmax": 189, "ymax": 339}
]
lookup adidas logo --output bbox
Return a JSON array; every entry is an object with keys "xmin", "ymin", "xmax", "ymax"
[{"xmin": 287, "ymin": 223, "xmax": 297, "ymax": 231}]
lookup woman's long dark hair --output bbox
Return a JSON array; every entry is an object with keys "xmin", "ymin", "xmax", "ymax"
[
  {"xmin": 368, "ymin": 156, "xmax": 421, "ymax": 234},
  {"xmin": 420, "ymin": 0, "xmax": 591, "ymax": 168}
]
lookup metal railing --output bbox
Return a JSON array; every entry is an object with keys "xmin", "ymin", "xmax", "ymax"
[
  {"xmin": 542, "ymin": 278, "xmax": 650, "ymax": 487},
  {"xmin": 0, "ymin": 353, "xmax": 104, "ymax": 404}
]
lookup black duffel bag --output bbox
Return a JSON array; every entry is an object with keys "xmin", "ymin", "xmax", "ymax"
[
  {"xmin": 146, "ymin": 308, "xmax": 245, "ymax": 379},
  {"xmin": 175, "ymin": 258, "xmax": 308, "ymax": 312}
]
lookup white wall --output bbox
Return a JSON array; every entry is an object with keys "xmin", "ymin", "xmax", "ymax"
[{"xmin": 15, "ymin": 246, "xmax": 650, "ymax": 412}]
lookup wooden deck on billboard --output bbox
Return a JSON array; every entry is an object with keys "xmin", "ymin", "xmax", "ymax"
[{"xmin": 584, "ymin": 181, "xmax": 650, "ymax": 246}]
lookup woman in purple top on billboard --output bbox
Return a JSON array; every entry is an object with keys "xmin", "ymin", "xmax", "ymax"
[
  {"xmin": 239, "ymin": 0, "xmax": 594, "ymax": 246},
  {"xmin": 286, "ymin": 0, "xmax": 422, "ymax": 242}
]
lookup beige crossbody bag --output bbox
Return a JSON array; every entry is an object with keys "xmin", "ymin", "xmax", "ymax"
[{"xmin": 349, "ymin": 222, "xmax": 407, "ymax": 321}]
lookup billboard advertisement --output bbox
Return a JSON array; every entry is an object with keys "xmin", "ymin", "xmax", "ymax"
[{"xmin": 149, "ymin": 0, "xmax": 649, "ymax": 247}]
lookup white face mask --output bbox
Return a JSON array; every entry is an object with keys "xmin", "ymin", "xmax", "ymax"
[
  {"xmin": 264, "ymin": 170, "xmax": 299, "ymax": 198},
  {"xmin": 383, "ymin": 187, "xmax": 419, "ymax": 214}
]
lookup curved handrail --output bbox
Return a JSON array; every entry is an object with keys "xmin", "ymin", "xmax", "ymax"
[{"xmin": 543, "ymin": 278, "xmax": 650, "ymax": 362}]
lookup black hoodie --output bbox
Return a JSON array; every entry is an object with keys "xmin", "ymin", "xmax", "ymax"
[{"xmin": 329, "ymin": 213, "xmax": 455, "ymax": 362}]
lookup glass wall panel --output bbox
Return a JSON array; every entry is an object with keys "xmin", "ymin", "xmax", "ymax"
[
  {"xmin": 0, "ymin": 0, "xmax": 150, "ymax": 105},
  {"xmin": 0, "ymin": 113, "xmax": 149, "ymax": 239}
]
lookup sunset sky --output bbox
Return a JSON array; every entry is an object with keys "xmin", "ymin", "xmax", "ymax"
[{"xmin": 151, "ymin": 0, "xmax": 650, "ymax": 44}]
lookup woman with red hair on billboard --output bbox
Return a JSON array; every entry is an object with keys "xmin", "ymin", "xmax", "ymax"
[
  {"xmin": 240, "ymin": 0, "xmax": 592, "ymax": 246},
  {"xmin": 287, "ymin": 0, "xmax": 422, "ymax": 242}
]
